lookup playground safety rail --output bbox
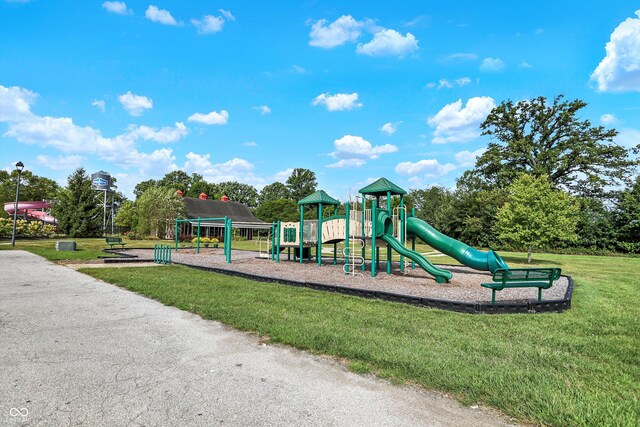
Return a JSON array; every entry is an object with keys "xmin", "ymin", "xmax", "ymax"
[{"xmin": 154, "ymin": 244, "xmax": 172, "ymax": 264}]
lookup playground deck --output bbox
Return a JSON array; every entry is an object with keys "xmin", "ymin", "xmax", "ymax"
[{"xmin": 126, "ymin": 248, "xmax": 569, "ymax": 304}]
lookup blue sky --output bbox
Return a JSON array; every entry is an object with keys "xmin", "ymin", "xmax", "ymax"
[{"xmin": 1, "ymin": 1, "xmax": 639, "ymax": 200}]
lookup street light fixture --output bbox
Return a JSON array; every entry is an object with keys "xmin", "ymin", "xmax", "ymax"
[{"xmin": 11, "ymin": 161, "xmax": 25, "ymax": 247}]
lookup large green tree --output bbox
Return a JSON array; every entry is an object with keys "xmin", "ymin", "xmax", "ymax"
[
  {"xmin": 135, "ymin": 187, "xmax": 185, "ymax": 238},
  {"xmin": 217, "ymin": 181, "xmax": 258, "ymax": 207},
  {"xmin": 258, "ymin": 182, "xmax": 291, "ymax": 205},
  {"xmin": 53, "ymin": 168, "xmax": 103, "ymax": 237},
  {"xmin": 133, "ymin": 179, "xmax": 158, "ymax": 198},
  {"xmin": 497, "ymin": 174, "xmax": 579, "ymax": 263},
  {"xmin": 613, "ymin": 176, "xmax": 640, "ymax": 253},
  {"xmin": 254, "ymin": 198, "xmax": 299, "ymax": 223},
  {"xmin": 409, "ymin": 186, "xmax": 456, "ymax": 234},
  {"xmin": 286, "ymin": 168, "xmax": 317, "ymax": 202},
  {"xmin": 476, "ymin": 95, "xmax": 635, "ymax": 196}
]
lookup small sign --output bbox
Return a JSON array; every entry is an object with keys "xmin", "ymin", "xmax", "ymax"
[{"xmin": 93, "ymin": 178, "xmax": 108, "ymax": 188}]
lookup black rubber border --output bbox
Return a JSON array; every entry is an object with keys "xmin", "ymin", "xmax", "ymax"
[
  {"xmin": 102, "ymin": 248, "xmax": 573, "ymax": 314},
  {"xmin": 171, "ymin": 261, "xmax": 573, "ymax": 315}
]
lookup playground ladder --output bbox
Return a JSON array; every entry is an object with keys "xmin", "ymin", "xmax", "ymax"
[
  {"xmin": 257, "ymin": 234, "xmax": 271, "ymax": 259},
  {"xmin": 343, "ymin": 238, "xmax": 364, "ymax": 277},
  {"xmin": 392, "ymin": 206, "xmax": 407, "ymax": 242}
]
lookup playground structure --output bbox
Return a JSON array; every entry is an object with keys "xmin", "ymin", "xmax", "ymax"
[
  {"xmin": 269, "ymin": 178, "xmax": 509, "ymax": 283},
  {"xmin": 170, "ymin": 177, "xmax": 510, "ymax": 284},
  {"xmin": 3, "ymin": 201, "xmax": 57, "ymax": 225}
]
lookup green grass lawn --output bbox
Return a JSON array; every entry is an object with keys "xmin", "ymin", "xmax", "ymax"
[
  {"xmin": 76, "ymin": 252, "xmax": 640, "ymax": 426},
  {"xmin": 0, "ymin": 237, "xmax": 160, "ymax": 261}
]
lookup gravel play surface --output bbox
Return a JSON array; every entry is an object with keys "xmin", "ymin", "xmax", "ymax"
[{"xmin": 124, "ymin": 248, "xmax": 569, "ymax": 304}]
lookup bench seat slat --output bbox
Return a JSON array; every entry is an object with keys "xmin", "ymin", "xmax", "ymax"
[{"xmin": 482, "ymin": 267, "xmax": 561, "ymax": 304}]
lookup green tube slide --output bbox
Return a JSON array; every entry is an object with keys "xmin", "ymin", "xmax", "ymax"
[
  {"xmin": 406, "ymin": 217, "xmax": 508, "ymax": 273},
  {"xmin": 376, "ymin": 210, "xmax": 452, "ymax": 283}
]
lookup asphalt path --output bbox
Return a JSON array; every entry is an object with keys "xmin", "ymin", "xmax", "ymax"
[{"xmin": 0, "ymin": 251, "xmax": 512, "ymax": 426}]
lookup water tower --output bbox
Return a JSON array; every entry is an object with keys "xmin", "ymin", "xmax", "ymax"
[{"xmin": 91, "ymin": 171, "xmax": 115, "ymax": 235}]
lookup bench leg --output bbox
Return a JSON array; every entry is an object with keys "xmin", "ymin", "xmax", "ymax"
[
  {"xmin": 492, "ymin": 289, "xmax": 496, "ymax": 304},
  {"xmin": 538, "ymin": 288, "xmax": 542, "ymax": 302}
]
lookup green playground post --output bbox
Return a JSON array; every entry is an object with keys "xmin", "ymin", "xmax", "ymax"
[
  {"xmin": 371, "ymin": 200, "xmax": 377, "ymax": 278},
  {"xmin": 299, "ymin": 205, "xmax": 304, "ymax": 264},
  {"xmin": 196, "ymin": 217, "xmax": 201, "ymax": 254},
  {"xmin": 226, "ymin": 217, "xmax": 232, "ymax": 263},
  {"xmin": 361, "ymin": 195, "xmax": 366, "ymax": 272},
  {"xmin": 345, "ymin": 201, "xmax": 350, "ymax": 269},
  {"xmin": 333, "ymin": 243, "xmax": 337, "ymax": 265},
  {"xmin": 386, "ymin": 191, "xmax": 391, "ymax": 275},
  {"xmin": 411, "ymin": 207, "xmax": 416, "ymax": 269},
  {"xmin": 317, "ymin": 202, "xmax": 323, "ymax": 266},
  {"xmin": 276, "ymin": 220, "xmax": 281, "ymax": 263},
  {"xmin": 270, "ymin": 222, "xmax": 275, "ymax": 260},
  {"xmin": 399, "ymin": 196, "xmax": 405, "ymax": 273},
  {"xmin": 174, "ymin": 220, "xmax": 179, "ymax": 250}
]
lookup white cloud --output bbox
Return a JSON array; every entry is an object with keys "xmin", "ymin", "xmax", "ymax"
[
  {"xmin": 454, "ymin": 148, "xmax": 486, "ymax": 167},
  {"xmin": 0, "ymin": 85, "xmax": 37, "ymax": 122},
  {"xmin": 219, "ymin": 9, "xmax": 235, "ymax": 21},
  {"xmin": 600, "ymin": 113, "xmax": 617, "ymax": 124},
  {"xmin": 479, "ymin": 57, "xmax": 505, "ymax": 72},
  {"xmin": 309, "ymin": 15, "xmax": 364, "ymax": 48},
  {"xmin": 292, "ymin": 65, "xmax": 306, "ymax": 74},
  {"xmin": 356, "ymin": 29, "xmax": 418, "ymax": 57},
  {"xmin": 191, "ymin": 15, "xmax": 225, "ymax": 34},
  {"xmin": 243, "ymin": 141, "xmax": 258, "ymax": 147},
  {"xmin": 519, "ymin": 60, "xmax": 533, "ymax": 69},
  {"xmin": 425, "ymin": 77, "xmax": 471, "ymax": 89},
  {"xmin": 380, "ymin": 122, "xmax": 399, "ymax": 135},
  {"xmin": 438, "ymin": 79, "xmax": 453, "ymax": 89},
  {"xmin": 126, "ymin": 122, "xmax": 188, "ymax": 143},
  {"xmin": 312, "ymin": 92, "xmax": 362, "ymax": 111},
  {"xmin": 444, "ymin": 53, "xmax": 478, "ymax": 62},
  {"xmin": 187, "ymin": 110, "xmax": 229, "ymax": 125},
  {"xmin": 394, "ymin": 159, "xmax": 456, "ymax": 177},
  {"xmin": 102, "ymin": 1, "xmax": 131, "ymax": 15},
  {"xmin": 92, "ymin": 99, "xmax": 105, "ymax": 112},
  {"xmin": 327, "ymin": 158, "xmax": 366, "ymax": 168},
  {"xmin": 328, "ymin": 135, "xmax": 397, "ymax": 168},
  {"xmin": 35, "ymin": 154, "xmax": 85, "ymax": 171},
  {"xmin": 591, "ymin": 10, "xmax": 640, "ymax": 92},
  {"xmin": 1, "ymin": 85, "xmax": 183, "ymax": 174},
  {"xmin": 273, "ymin": 168, "xmax": 293, "ymax": 182},
  {"xmin": 145, "ymin": 5, "xmax": 179, "ymax": 26},
  {"xmin": 427, "ymin": 96, "xmax": 495, "ymax": 144},
  {"xmin": 118, "ymin": 91, "xmax": 153, "ymax": 116},
  {"xmin": 184, "ymin": 153, "xmax": 260, "ymax": 184},
  {"xmin": 614, "ymin": 128, "xmax": 640, "ymax": 148},
  {"xmin": 253, "ymin": 105, "xmax": 271, "ymax": 115}
]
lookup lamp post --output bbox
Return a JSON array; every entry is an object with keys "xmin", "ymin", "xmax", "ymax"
[{"xmin": 11, "ymin": 161, "xmax": 25, "ymax": 247}]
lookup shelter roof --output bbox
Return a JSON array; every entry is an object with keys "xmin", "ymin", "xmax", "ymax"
[
  {"xmin": 359, "ymin": 177, "xmax": 407, "ymax": 196},
  {"xmin": 297, "ymin": 190, "xmax": 340, "ymax": 206},
  {"xmin": 183, "ymin": 198, "xmax": 265, "ymax": 223}
]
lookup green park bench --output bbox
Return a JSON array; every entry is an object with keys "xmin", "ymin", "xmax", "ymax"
[
  {"xmin": 105, "ymin": 237, "xmax": 126, "ymax": 250},
  {"xmin": 481, "ymin": 268, "xmax": 561, "ymax": 304}
]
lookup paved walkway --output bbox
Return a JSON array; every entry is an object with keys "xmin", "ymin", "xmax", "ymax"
[{"xmin": 0, "ymin": 251, "xmax": 512, "ymax": 426}]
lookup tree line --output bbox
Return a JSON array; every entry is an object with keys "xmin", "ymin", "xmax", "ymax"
[{"xmin": 2, "ymin": 95, "xmax": 638, "ymax": 254}]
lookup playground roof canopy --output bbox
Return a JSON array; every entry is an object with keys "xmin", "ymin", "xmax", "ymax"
[
  {"xmin": 183, "ymin": 197, "xmax": 267, "ymax": 227},
  {"xmin": 298, "ymin": 190, "xmax": 340, "ymax": 206},
  {"xmin": 359, "ymin": 177, "xmax": 407, "ymax": 196}
]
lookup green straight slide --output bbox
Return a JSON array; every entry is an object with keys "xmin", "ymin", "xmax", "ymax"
[
  {"xmin": 380, "ymin": 233, "xmax": 452, "ymax": 283},
  {"xmin": 376, "ymin": 210, "xmax": 452, "ymax": 283},
  {"xmin": 406, "ymin": 217, "xmax": 508, "ymax": 273}
]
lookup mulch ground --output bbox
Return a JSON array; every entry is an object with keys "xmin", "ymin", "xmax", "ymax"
[{"xmin": 124, "ymin": 247, "xmax": 569, "ymax": 304}]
